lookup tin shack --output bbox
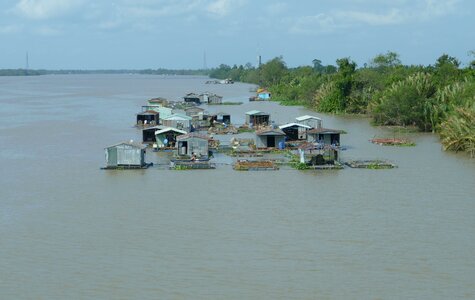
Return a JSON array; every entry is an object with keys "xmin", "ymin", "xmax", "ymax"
[
  {"xmin": 245, "ymin": 110, "xmax": 270, "ymax": 127},
  {"xmin": 279, "ymin": 123, "xmax": 311, "ymax": 140},
  {"xmin": 307, "ymin": 128, "xmax": 342, "ymax": 146},
  {"xmin": 162, "ymin": 114, "xmax": 192, "ymax": 131},
  {"xmin": 183, "ymin": 93, "xmax": 201, "ymax": 104},
  {"xmin": 201, "ymin": 92, "xmax": 223, "ymax": 104},
  {"xmin": 142, "ymin": 125, "xmax": 165, "ymax": 143},
  {"xmin": 176, "ymin": 133, "xmax": 210, "ymax": 158},
  {"xmin": 296, "ymin": 115, "xmax": 322, "ymax": 129},
  {"xmin": 155, "ymin": 127, "xmax": 187, "ymax": 148},
  {"xmin": 255, "ymin": 128, "xmax": 286, "ymax": 148},
  {"xmin": 104, "ymin": 141, "xmax": 147, "ymax": 169},
  {"xmin": 136, "ymin": 110, "xmax": 159, "ymax": 126}
]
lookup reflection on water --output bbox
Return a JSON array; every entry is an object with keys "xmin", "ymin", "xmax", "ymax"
[{"xmin": 0, "ymin": 75, "xmax": 474, "ymax": 299}]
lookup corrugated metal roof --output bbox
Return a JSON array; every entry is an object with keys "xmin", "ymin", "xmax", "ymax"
[
  {"xmin": 246, "ymin": 110, "xmax": 269, "ymax": 115},
  {"xmin": 176, "ymin": 133, "xmax": 210, "ymax": 140},
  {"xmin": 307, "ymin": 128, "xmax": 343, "ymax": 134},
  {"xmin": 155, "ymin": 127, "xmax": 187, "ymax": 135},
  {"xmin": 278, "ymin": 123, "xmax": 312, "ymax": 129},
  {"xmin": 105, "ymin": 141, "xmax": 146, "ymax": 149},
  {"xmin": 137, "ymin": 110, "xmax": 159, "ymax": 115},
  {"xmin": 296, "ymin": 115, "xmax": 322, "ymax": 121},
  {"xmin": 185, "ymin": 106, "xmax": 205, "ymax": 112},
  {"xmin": 163, "ymin": 114, "xmax": 192, "ymax": 121},
  {"xmin": 142, "ymin": 125, "xmax": 167, "ymax": 132},
  {"xmin": 256, "ymin": 128, "xmax": 285, "ymax": 136},
  {"xmin": 184, "ymin": 93, "xmax": 200, "ymax": 97},
  {"xmin": 200, "ymin": 92, "xmax": 222, "ymax": 97}
]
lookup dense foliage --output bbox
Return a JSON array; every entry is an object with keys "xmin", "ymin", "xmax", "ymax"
[{"xmin": 209, "ymin": 51, "xmax": 475, "ymax": 156}]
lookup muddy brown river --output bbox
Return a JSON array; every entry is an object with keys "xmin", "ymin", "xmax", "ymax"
[{"xmin": 1, "ymin": 75, "xmax": 474, "ymax": 299}]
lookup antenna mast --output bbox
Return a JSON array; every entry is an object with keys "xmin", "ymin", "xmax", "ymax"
[{"xmin": 26, "ymin": 51, "xmax": 29, "ymax": 75}]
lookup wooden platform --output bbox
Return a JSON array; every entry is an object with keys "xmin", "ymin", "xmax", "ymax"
[
  {"xmin": 345, "ymin": 160, "xmax": 396, "ymax": 169},
  {"xmin": 170, "ymin": 160, "xmax": 215, "ymax": 170},
  {"xmin": 101, "ymin": 163, "xmax": 153, "ymax": 170},
  {"xmin": 233, "ymin": 160, "xmax": 278, "ymax": 171},
  {"xmin": 370, "ymin": 138, "xmax": 415, "ymax": 146}
]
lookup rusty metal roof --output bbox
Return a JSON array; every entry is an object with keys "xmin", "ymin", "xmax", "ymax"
[
  {"xmin": 176, "ymin": 133, "xmax": 210, "ymax": 140},
  {"xmin": 256, "ymin": 128, "xmax": 285, "ymax": 136},
  {"xmin": 137, "ymin": 110, "xmax": 159, "ymax": 115}
]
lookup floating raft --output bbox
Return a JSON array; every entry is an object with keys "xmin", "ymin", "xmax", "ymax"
[
  {"xmin": 233, "ymin": 160, "xmax": 279, "ymax": 171},
  {"xmin": 230, "ymin": 151, "xmax": 264, "ymax": 157},
  {"xmin": 101, "ymin": 163, "xmax": 153, "ymax": 170},
  {"xmin": 307, "ymin": 164, "xmax": 344, "ymax": 170},
  {"xmin": 345, "ymin": 160, "xmax": 397, "ymax": 169},
  {"xmin": 170, "ymin": 160, "xmax": 215, "ymax": 170},
  {"xmin": 370, "ymin": 138, "xmax": 415, "ymax": 146}
]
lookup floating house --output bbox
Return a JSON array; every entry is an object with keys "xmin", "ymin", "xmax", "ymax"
[
  {"xmin": 183, "ymin": 93, "xmax": 201, "ymax": 104},
  {"xmin": 104, "ymin": 141, "xmax": 147, "ymax": 169},
  {"xmin": 185, "ymin": 106, "xmax": 205, "ymax": 120},
  {"xmin": 307, "ymin": 128, "xmax": 342, "ymax": 146},
  {"xmin": 296, "ymin": 115, "xmax": 322, "ymax": 129},
  {"xmin": 140, "ymin": 105, "xmax": 173, "ymax": 120},
  {"xmin": 220, "ymin": 78, "xmax": 234, "ymax": 84},
  {"xmin": 136, "ymin": 110, "xmax": 159, "ymax": 126},
  {"xmin": 176, "ymin": 133, "xmax": 210, "ymax": 158},
  {"xmin": 209, "ymin": 112, "xmax": 231, "ymax": 125},
  {"xmin": 162, "ymin": 114, "xmax": 192, "ymax": 131},
  {"xmin": 216, "ymin": 112, "xmax": 231, "ymax": 124},
  {"xmin": 142, "ymin": 105, "xmax": 160, "ymax": 112},
  {"xmin": 257, "ymin": 88, "xmax": 271, "ymax": 100},
  {"xmin": 255, "ymin": 128, "xmax": 286, "ymax": 148},
  {"xmin": 201, "ymin": 92, "xmax": 223, "ymax": 104},
  {"xmin": 154, "ymin": 127, "xmax": 187, "ymax": 148},
  {"xmin": 298, "ymin": 142, "xmax": 340, "ymax": 164},
  {"xmin": 245, "ymin": 110, "xmax": 271, "ymax": 127},
  {"xmin": 142, "ymin": 125, "xmax": 165, "ymax": 143},
  {"xmin": 249, "ymin": 88, "xmax": 271, "ymax": 101},
  {"xmin": 148, "ymin": 97, "xmax": 168, "ymax": 106},
  {"xmin": 156, "ymin": 106, "xmax": 173, "ymax": 120},
  {"xmin": 278, "ymin": 123, "xmax": 312, "ymax": 140}
]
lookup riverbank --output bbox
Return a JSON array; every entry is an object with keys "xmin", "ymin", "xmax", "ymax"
[{"xmin": 209, "ymin": 54, "xmax": 475, "ymax": 157}]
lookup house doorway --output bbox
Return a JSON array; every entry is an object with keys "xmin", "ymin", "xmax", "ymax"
[{"xmin": 267, "ymin": 136, "xmax": 276, "ymax": 147}]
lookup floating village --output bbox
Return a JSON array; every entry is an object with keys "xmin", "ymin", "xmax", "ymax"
[{"xmin": 102, "ymin": 88, "xmax": 398, "ymax": 171}]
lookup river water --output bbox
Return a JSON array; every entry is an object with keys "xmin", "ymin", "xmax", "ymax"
[{"xmin": 0, "ymin": 75, "xmax": 474, "ymax": 299}]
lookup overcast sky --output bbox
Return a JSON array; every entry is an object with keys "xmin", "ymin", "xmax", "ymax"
[{"xmin": 0, "ymin": 0, "xmax": 474, "ymax": 69}]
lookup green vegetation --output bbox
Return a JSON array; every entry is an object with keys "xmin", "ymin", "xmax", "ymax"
[
  {"xmin": 209, "ymin": 51, "xmax": 475, "ymax": 156},
  {"xmin": 172, "ymin": 165, "xmax": 192, "ymax": 170},
  {"xmin": 0, "ymin": 69, "xmax": 44, "ymax": 76},
  {"xmin": 237, "ymin": 127, "xmax": 255, "ymax": 133},
  {"xmin": 291, "ymin": 162, "xmax": 310, "ymax": 170}
]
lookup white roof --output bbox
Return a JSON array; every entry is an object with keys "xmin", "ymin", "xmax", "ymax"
[
  {"xmin": 278, "ymin": 123, "xmax": 312, "ymax": 129},
  {"xmin": 155, "ymin": 127, "xmax": 187, "ymax": 135},
  {"xmin": 296, "ymin": 115, "xmax": 322, "ymax": 121}
]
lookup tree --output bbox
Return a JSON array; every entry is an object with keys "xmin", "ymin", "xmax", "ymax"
[
  {"xmin": 312, "ymin": 58, "xmax": 324, "ymax": 73},
  {"xmin": 260, "ymin": 56, "xmax": 287, "ymax": 86},
  {"xmin": 433, "ymin": 54, "xmax": 461, "ymax": 86},
  {"xmin": 372, "ymin": 72, "xmax": 437, "ymax": 130},
  {"xmin": 468, "ymin": 50, "xmax": 475, "ymax": 69},
  {"xmin": 370, "ymin": 51, "xmax": 402, "ymax": 68}
]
